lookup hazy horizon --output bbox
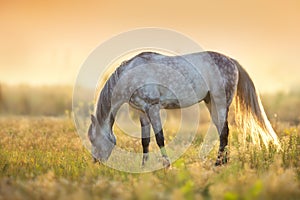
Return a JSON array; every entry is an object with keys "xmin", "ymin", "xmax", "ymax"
[{"xmin": 1, "ymin": 0, "xmax": 300, "ymax": 93}]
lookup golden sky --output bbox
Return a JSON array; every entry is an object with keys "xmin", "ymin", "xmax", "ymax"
[{"xmin": 1, "ymin": 0, "xmax": 299, "ymax": 92}]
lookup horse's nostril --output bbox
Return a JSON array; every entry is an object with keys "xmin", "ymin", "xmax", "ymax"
[{"xmin": 93, "ymin": 157, "xmax": 98, "ymax": 163}]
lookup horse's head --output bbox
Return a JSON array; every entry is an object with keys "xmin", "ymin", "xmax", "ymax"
[{"xmin": 88, "ymin": 114, "xmax": 116, "ymax": 162}]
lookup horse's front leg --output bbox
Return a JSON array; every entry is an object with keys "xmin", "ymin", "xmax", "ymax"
[
  {"xmin": 140, "ymin": 113, "xmax": 150, "ymax": 166},
  {"xmin": 146, "ymin": 104, "xmax": 170, "ymax": 168}
]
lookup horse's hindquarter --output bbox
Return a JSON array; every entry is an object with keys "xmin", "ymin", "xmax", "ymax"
[{"xmin": 182, "ymin": 52, "xmax": 226, "ymax": 93}]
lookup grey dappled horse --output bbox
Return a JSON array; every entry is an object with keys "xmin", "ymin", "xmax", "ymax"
[{"xmin": 88, "ymin": 51, "xmax": 280, "ymax": 167}]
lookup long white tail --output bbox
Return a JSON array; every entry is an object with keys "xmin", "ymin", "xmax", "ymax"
[{"xmin": 234, "ymin": 61, "xmax": 281, "ymax": 149}]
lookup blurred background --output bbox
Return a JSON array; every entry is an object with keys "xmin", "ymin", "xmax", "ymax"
[{"xmin": 0, "ymin": 0, "xmax": 299, "ymax": 124}]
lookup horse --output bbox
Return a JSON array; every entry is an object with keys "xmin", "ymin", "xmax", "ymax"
[{"xmin": 88, "ymin": 51, "xmax": 281, "ymax": 167}]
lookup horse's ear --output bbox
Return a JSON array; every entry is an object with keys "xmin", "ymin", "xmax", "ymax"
[{"xmin": 91, "ymin": 114, "xmax": 96, "ymax": 125}]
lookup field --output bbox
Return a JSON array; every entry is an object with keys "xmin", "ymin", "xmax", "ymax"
[
  {"xmin": 0, "ymin": 85, "xmax": 300, "ymax": 199},
  {"xmin": 0, "ymin": 116, "xmax": 299, "ymax": 200}
]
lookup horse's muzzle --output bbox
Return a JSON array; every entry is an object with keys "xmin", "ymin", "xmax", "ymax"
[{"xmin": 92, "ymin": 156, "xmax": 108, "ymax": 164}]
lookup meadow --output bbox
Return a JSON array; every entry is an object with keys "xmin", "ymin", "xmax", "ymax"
[{"xmin": 0, "ymin": 84, "xmax": 300, "ymax": 200}]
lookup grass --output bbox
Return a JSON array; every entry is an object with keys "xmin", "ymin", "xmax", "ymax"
[{"xmin": 0, "ymin": 116, "xmax": 299, "ymax": 200}]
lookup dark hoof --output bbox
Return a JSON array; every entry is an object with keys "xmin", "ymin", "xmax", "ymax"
[
  {"xmin": 215, "ymin": 151, "xmax": 229, "ymax": 166},
  {"xmin": 162, "ymin": 156, "xmax": 171, "ymax": 168},
  {"xmin": 215, "ymin": 159, "xmax": 222, "ymax": 166},
  {"xmin": 142, "ymin": 153, "xmax": 149, "ymax": 167}
]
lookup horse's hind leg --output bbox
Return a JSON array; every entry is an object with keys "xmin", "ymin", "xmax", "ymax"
[
  {"xmin": 204, "ymin": 94, "xmax": 230, "ymax": 166},
  {"xmin": 216, "ymin": 118, "xmax": 229, "ymax": 166},
  {"xmin": 140, "ymin": 113, "xmax": 150, "ymax": 166},
  {"xmin": 146, "ymin": 104, "xmax": 170, "ymax": 168}
]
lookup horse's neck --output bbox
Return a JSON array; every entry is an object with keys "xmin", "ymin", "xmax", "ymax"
[{"xmin": 97, "ymin": 98, "xmax": 124, "ymax": 129}]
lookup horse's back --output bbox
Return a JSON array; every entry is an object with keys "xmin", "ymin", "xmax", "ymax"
[{"xmin": 116, "ymin": 51, "xmax": 238, "ymax": 110}]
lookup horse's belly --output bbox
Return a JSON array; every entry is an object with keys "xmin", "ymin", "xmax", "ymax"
[
  {"xmin": 158, "ymin": 86, "xmax": 207, "ymax": 109},
  {"xmin": 128, "ymin": 83, "xmax": 207, "ymax": 111},
  {"xmin": 159, "ymin": 98, "xmax": 199, "ymax": 109}
]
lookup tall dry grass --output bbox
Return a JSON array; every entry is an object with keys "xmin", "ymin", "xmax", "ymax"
[{"xmin": 0, "ymin": 117, "xmax": 299, "ymax": 199}]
